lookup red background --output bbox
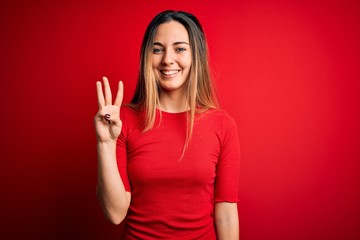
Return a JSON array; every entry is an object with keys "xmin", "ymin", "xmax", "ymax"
[{"xmin": 1, "ymin": 0, "xmax": 359, "ymax": 239}]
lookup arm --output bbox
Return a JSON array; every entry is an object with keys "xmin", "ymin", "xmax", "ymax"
[
  {"xmin": 214, "ymin": 113, "xmax": 241, "ymax": 238},
  {"xmin": 96, "ymin": 141, "xmax": 131, "ymax": 224},
  {"xmin": 95, "ymin": 77, "xmax": 131, "ymax": 225},
  {"xmin": 215, "ymin": 202, "xmax": 239, "ymax": 240}
]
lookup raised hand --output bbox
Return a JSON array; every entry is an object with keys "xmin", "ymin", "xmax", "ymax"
[{"xmin": 94, "ymin": 76, "xmax": 123, "ymax": 143}]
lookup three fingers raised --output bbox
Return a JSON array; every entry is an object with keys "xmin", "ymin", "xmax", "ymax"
[{"xmin": 96, "ymin": 76, "xmax": 123, "ymax": 109}]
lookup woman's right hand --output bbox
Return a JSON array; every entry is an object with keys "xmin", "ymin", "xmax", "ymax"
[{"xmin": 94, "ymin": 76, "xmax": 124, "ymax": 143}]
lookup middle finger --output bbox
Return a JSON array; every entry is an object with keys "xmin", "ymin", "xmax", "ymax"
[{"xmin": 102, "ymin": 76, "xmax": 112, "ymax": 105}]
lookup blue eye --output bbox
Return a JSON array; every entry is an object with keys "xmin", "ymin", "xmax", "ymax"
[
  {"xmin": 153, "ymin": 48, "xmax": 162, "ymax": 54},
  {"xmin": 176, "ymin": 47, "xmax": 186, "ymax": 52}
]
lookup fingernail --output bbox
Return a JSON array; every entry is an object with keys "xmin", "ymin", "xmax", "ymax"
[{"xmin": 105, "ymin": 114, "xmax": 110, "ymax": 119}]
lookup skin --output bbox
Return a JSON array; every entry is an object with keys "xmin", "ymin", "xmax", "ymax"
[
  {"xmin": 215, "ymin": 202, "xmax": 240, "ymax": 239},
  {"xmin": 95, "ymin": 21, "xmax": 239, "ymax": 239},
  {"xmin": 95, "ymin": 77, "xmax": 131, "ymax": 224},
  {"xmin": 152, "ymin": 21, "xmax": 192, "ymax": 113}
]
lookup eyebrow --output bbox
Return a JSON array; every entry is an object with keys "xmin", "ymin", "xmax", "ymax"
[{"xmin": 153, "ymin": 41, "xmax": 189, "ymax": 46}]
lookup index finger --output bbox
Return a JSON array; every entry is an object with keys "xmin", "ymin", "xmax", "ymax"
[
  {"xmin": 96, "ymin": 81, "xmax": 105, "ymax": 109},
  {"xmin": 114, "ymin": 81, "xmax": 123, "ymax": 107}
]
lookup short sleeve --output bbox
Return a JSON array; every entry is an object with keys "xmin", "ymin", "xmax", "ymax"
[
  {"xmin": 116, "ymin": 106, "xmax": 131, "ymax": 192},
  {"xmin": 214, "ymin": 113, "xmax": 241, "ymax": 202}
]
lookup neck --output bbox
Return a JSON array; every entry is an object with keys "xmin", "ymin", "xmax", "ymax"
[{"xmin": 159, "ymin": 90, "xmax": 188, "ymax": 113}]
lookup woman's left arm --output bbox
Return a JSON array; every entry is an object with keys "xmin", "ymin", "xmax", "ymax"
[{"xmin": 214, "ymin": 202, "xmax": 239, "ymax": 240}]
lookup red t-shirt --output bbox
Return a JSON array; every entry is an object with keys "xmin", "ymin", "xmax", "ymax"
[{"xmin": 116, "ymin": 106, "xmax": 240, "ymax": 239}]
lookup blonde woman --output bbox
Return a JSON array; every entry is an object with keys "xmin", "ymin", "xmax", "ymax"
[{"xmin": 95, "ymin": 10, "xmax": 240, "ymax": 239}]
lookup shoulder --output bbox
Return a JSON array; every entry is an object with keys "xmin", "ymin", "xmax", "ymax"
[
  {"xmin": 194, "ymin": 108, "xmax": 239, "ymax": 137},
  {"xmin": 197, "ymin": 108, "xmax": 237, "ymax": 126},
  {"xmin": 120, "ymin": 104, "xmax": 143, "ymax": 119},
  {"xmin": 120, "ymin": 104, "xmax": 145, "ymax": 131}
]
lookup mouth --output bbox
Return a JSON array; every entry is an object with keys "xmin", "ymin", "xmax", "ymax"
[{"xmin": 160, "ymin": 70, "xmax": 180, "ymax": 77}]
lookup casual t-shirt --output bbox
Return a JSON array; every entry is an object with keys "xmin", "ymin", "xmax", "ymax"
[{"xmin": 116, "ymin": 106, "xmax": 240, "ymax": 239}]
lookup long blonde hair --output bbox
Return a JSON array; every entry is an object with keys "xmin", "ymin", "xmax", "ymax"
[{"xmin": 130, "ymin": 10, "xmax": 219, "ymax": 152}]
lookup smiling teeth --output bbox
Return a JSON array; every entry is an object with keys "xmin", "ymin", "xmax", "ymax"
[{"xmin": 162, "ymin": 70, "xmax": 179, "ymax": 75}]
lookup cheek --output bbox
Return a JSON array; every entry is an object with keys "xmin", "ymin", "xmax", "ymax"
[
  {"xmin": 179, "ymin": 55, "xmax": 192, "ymax": 69},
  {"xmin": 152, "ymin": 56, "xmax": 161, "ymax": 68}
]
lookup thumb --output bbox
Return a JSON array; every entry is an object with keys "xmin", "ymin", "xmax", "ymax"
[{"xmin": 101, "ymin": 112, "xmax": 122, "ymax": 126}]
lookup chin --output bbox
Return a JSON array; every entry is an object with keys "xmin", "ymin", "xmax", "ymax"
[
  {"xmin": 157, "ymin": 77, "xmax": 185, "ymax": 91},
  {"xmin": 159, "ymin": 84, "xmax": 182, "ymax": 92}
]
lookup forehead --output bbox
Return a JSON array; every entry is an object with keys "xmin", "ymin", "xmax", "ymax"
[{"xmin": 154, "ymin": 21, "xmax": 189, "ymax": 43}]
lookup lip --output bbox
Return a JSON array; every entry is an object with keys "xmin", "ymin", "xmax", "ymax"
[{"xmin": 159, "ymin": 69, "xmax": 180, "ymax": 78}]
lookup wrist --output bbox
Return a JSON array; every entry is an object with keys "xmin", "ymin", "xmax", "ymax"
[
  {"xmin": 97, "ymin": 141, "xmax": 117, "ymax": 162},
  {"xmin": 97, "ymin": 140, "xmax": 117, "ymax": 149}
]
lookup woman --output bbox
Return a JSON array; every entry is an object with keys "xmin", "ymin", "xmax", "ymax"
[{"xmin": 95, "ymin": 10, "xmax": 240, "ymax": 239}]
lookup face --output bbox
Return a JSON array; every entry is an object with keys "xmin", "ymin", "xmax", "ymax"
[{"xmin": 152, "ymin": 21, "xmax": 192, "ymax": 93}]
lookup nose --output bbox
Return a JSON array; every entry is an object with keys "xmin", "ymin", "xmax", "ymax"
[{"xmin": 161, "ymin": 50, "xmax": 174, "ymax": 65}]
